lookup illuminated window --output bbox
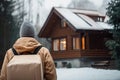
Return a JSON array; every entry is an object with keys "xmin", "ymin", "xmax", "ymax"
[
  {"xmin": 60, "ymin": 38, "xmax": 66, "ymax": 50},
  {"xmin": 73, "ymin": 37, "xmax": 80, "ymax": 50},
  {"xmin": 53, "ymin": 38, "xmax": 66, "ymax": 51},
  {"xmin": 53, "ymin": 39, "xmax": 59, "ymax": 51},
  {"xmin": 81, "ymin": 36, "xmax": 86, "ymax": 50}
]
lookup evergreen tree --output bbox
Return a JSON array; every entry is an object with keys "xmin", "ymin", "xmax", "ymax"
[
  {"xmin": 0, "ymin": 0, "xmax": 15, "ymax": 53},
  {"xmin": 0, "ymin": 0, "xmax": 25, "ymax": 68},
  {"xmin": 106, "ymin": 0, "xmax": 120, "ymax": 70}
]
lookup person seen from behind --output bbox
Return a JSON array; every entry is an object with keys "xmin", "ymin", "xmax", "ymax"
[{"xmin": 0, "ymin": 21, "xmax": 57, "ymax": 80}]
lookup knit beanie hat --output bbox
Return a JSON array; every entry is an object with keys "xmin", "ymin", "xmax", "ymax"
[{"xmin": 20, "ymin": 22, "xmax": 35, "ymax": 37}]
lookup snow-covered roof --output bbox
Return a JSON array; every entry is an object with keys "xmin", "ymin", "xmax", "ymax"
[
  {"xmin": 77, "ymin": 14, "xmax": 103, "ymax": 30},
  {"xmin": 55, "ymin": 8, "xmax": 91, "ymax": 30},
  {"xmin": 70, "ymin": 9, "xmax": 105, "ymax": 16},
  {"xmin": 55, "ymin": 8, "xmax": 112, "ymax": 30},
  {"xmin": 96, "ymin": 22, "xmax": 113, "ymax": 30},
  {"xmin": 78, "ymin": 14, "xmax": 113, "ymax": 30}
]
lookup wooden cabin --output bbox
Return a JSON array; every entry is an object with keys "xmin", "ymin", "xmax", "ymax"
[{"xmin": 38, "ymin": 7, "xmax": 113, "ymax": 68}]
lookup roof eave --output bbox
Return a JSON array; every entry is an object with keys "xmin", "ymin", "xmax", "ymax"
[{"xmin": 38, "ymin": 7, "xmax": 56, "ymax": 37}]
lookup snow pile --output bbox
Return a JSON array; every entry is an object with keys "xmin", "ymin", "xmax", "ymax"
[{"xmin": 56, "ymin": 68, "xmax": 120, "ymax": 80}]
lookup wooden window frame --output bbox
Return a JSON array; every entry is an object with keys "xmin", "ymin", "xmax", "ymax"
[
  {"xmin": 72, "ymin": 36, "xmax": 80, "ymax": 50},
  {"xmin": 52, "ymin": 37, "xmax": 67, "ymax": 51},
  {"xmin": 61, "ymin": 19, "xmax": 67, "ymax": 28},
  {"xmin": 53, "ymin": 39, "xmax": 60, "ymax": 51}
]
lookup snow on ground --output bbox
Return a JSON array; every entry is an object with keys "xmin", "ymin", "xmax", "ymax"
[{"xmin": 56, "ymin": 68, "xmax": 120, "ymax": 80}]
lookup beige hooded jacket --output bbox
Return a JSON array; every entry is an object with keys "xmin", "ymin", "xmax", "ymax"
[{"xmin": 0, "ymin": 37, "xmax": 57, "ymax": 80}]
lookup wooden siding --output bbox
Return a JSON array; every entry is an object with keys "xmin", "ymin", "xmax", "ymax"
[
  {"xmin": 50, "ymin": 17, "xmax": 77, "ymax": 38},
  {"xmin": 51, "ymin": 50, "xmax": 110, "ymax": 59},
  {"xmin": 51, "ymin": 50, "xmax": 81, "ymax": 59}
]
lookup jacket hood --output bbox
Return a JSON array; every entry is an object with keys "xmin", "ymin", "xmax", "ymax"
[{"xmin": 13, "ymin": 37, "xmax": 41, "ymax": 54}]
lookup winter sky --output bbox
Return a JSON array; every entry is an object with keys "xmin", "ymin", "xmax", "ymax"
[
  {"xmin": 44, "ymin": 0, "xmax": 104, "ymax": 9},
  {"xmin": 89, "ymin": 0, "xmax": 103, "ymax": 7}
]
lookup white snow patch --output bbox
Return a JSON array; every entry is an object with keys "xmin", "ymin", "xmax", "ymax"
[{"xmin": 56, "ymin": 68, "xmax": 120, "ymax": 80}]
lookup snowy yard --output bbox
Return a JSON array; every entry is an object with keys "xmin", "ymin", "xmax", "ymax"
[{"xmin": 56, "ymin": 68, "xmax": 120, "ymax": 80}]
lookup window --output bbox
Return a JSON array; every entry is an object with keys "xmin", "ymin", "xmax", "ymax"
[
  {"xmin": 60, "ymin": 38, "xmax": 66, "ymax": 50},
  {"xmin": 73, "ymin": 37, "xmax": 80, "ymax": 50},
  {"xmin": 81, "ymin": 36, "xmax": 86, "ymax": 50},
  {"xmin": 53, "ymin": 38, "xmax": 66, "ymax": 51},
  {"xmin": 61, "ymin": 19, "xmax": 67, "ymax": 27},
  {"xmin": 73, "ymin": 34, "xmax": 86, "ymax": 50},
  {"xmin": 97, "ymin": 17, "xmax": 103, "ymax": 22},
  {"xmin": 53, "ymin": 39, "xmax": 59, "ymax": 51}
]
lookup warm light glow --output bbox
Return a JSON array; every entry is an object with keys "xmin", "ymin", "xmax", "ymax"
[
  {"xmin": 53, "ymin": 39, "xmax": 59, "ymax": 51},
  {"xmin": 53, "ymin": 38, "xmax": 66, "ymax": 51},
  {"xmin": 60, "ymin": 38, "xmax": 66, "ymax": 50},
  {"xmin": 82, "ymin": 36, "xmax": 85, "ymax": 50}
]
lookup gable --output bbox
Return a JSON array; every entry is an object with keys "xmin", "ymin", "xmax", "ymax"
[
  {"xmin": 50, "ymin": 18, "xmax": 76, "ymax": 38},
  {"xmin": 38, "ymin": 8, "xmax": 77, "ymax": 37}
]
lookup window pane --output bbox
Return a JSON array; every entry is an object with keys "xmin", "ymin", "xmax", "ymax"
[
  {"xmin": 53, "ymin": 39, "xmax": 59, "ymax": 51},
  {"xmin": 73, "ymin": 37, "xmax": 80, "ymax": 50},
  {"xmin": 61, "ymin": 19, "xmax": 67, "ymax": 27},
  {"xmin": 73, "ymin": 38, "xmax": 76, "ymax": 49},
  {"xmin": 60, "ymin": 38, "xmax": 66, "ymax": 50},
  {"xmin": 81, "ymin": 36, "xmax": 85, "ymax": 50},
  {"xmin": 76, "ymin": 38, "xmax": 80, "ymax": 49}
]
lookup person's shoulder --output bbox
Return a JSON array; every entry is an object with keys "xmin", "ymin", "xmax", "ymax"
[
  {"xmin": 5, "ymin": 48, "xmax": 14, "ymax": 58},
  {"xmin": 6, "ymin": 48, "xmax": 13, "ymax": 54},
  {"xmin": 40, "ymin": 46, "xmax": 49, "ymax": 51}
]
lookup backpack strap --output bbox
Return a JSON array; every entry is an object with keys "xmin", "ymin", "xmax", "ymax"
[
  {"xmin": 12, "ymin": 45, "xmax": 42, "ymax": 55},
  {"xmin": 32, "ymin": 45, "xmax": 42, "ymax": 54},
  {"xmin": 12, "ymin": 48, "xmax": 19, "ymax": 55}
]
